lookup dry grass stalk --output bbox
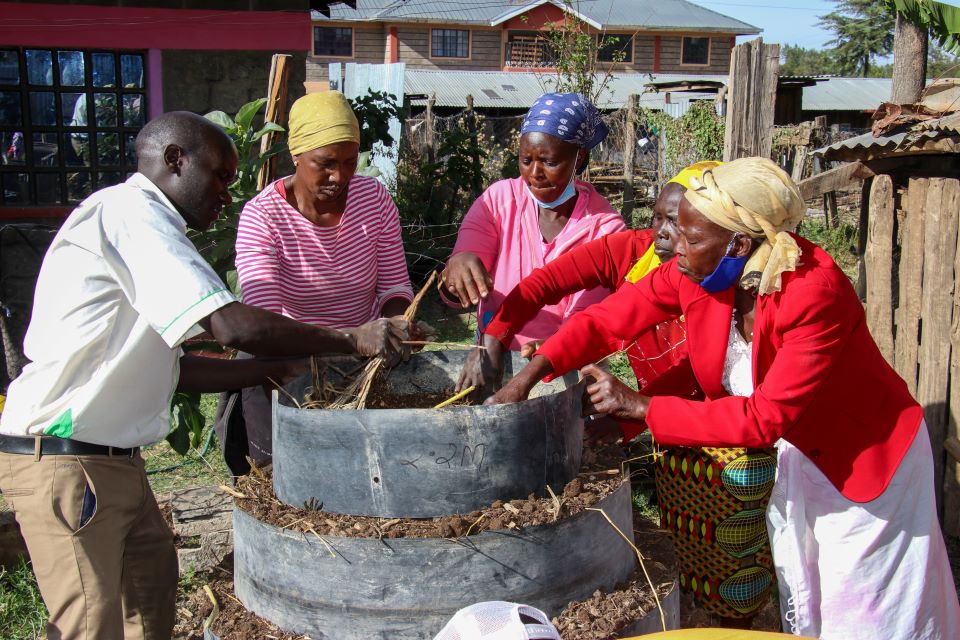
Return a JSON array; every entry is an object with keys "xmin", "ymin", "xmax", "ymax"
[
  {"xmin": 327, "ymin": 271, "xmax": 438, "ymax": 410},
  {"xmin": 586, "ymin": 506, "xmax": 666, "ymax": 633},
  {"xmin": 218, "ymin": 484, "xmax": 246, "ymax": 499}
]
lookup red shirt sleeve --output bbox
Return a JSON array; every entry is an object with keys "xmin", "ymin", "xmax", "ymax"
[
  {"xmin": 535, "ymin": 259, "xmax": 683, "ymax": 380},
  {"xmin": 484, "ymin": 230, "xmax": 654, "ymax": 348}
]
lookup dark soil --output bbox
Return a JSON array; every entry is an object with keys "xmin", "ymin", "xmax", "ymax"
[
  {"xmin": 553, "ymin": 511, "xmax": 677, "ymax": 639},
  {"xmin": 365, "ymin": 388, "xmax": 474, "ymax": 409},
  {"xmin": 234, "ymin": 445, "xmax": 626, "ymax": 539},
  {"xmin": 176, "ymin": 570, "xmax": 308, "ymax": 640}
]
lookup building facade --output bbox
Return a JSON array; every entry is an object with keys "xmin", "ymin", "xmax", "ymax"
[{"xmin": 307, "ymin": 0, "xmax": 759, "ymax": 87}]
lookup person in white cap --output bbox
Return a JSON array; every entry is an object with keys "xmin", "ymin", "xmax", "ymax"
[{"xmin": 434, "ymin": 601, "xmax": 561, "ymax": 640}]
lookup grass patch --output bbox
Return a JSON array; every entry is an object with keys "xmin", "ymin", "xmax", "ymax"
[
  {"xmin": 631, "ymin": 485, "xmax": 660, "ymax": 524},
  {"xmin": 0, "ymin": 557, "xmax": 47, "ymax": 639},
  {"xmin": 607, "ymin": 352, "xmax": 638, "ymax": 390},
  {"xmin": 145, "ymin": 393, "xmax": 230, "ymax": 497},
  {"xmin": 798, "ymin": 216, "xmax": 859, "ymax": 280},
  {"xmin": 416, "ymin": 296, "xmax": 476, "ymax": 346}
]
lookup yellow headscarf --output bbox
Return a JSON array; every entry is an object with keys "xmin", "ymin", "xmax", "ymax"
[
  {"xmin": 625, "ymin": 161, "xmax": 724, "ymax": 283},
  {"xmin": 684, "ymin": 157, "xmax": 805, "ymax": 296},
  {"xmin": 287, "ymin": 91, "xmax": 360, "ymax": 156},
  {"xmin": 667, "ymin": 160, "xmax": 723, "ymax": 190}
]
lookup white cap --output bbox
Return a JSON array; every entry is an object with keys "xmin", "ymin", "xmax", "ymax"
[{"xmin": 433, "ymin": 601, "xmax": 561, "ymax": 640}]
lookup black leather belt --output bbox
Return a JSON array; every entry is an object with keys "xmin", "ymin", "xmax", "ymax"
[{"xmin": 0, "ymin": 434, "xmax": 139, "ymax": 457}]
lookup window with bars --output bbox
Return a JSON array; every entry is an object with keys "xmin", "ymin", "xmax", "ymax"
[
  {"xmin": 0, "ymin": 48, "xmax": 146, "ymax": 207},
  {"xmin": 431, "ymin": 29, "xmax": 469, "ymax": 58},
  {"xmin": 313, "ymin": 27, "xmax": 353, "ymax": 57}
]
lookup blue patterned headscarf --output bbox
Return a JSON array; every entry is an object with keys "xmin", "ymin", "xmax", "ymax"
[{"xmin": 520, "ymin": 92, "xmax": 608, "ymax": 150}]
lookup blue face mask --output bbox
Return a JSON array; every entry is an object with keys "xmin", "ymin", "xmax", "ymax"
[
  {"xmin": 528, "ymin": 166, "xmax": 577, "ymax": 209},
  {"xmin": 699, "ymin": 235, "xmax": 748, "ymax": 293}
]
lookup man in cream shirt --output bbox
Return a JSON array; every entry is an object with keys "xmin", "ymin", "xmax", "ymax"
[{"xmin": 0, "ymin": 112, "xmax": 412, "ymax": 639}]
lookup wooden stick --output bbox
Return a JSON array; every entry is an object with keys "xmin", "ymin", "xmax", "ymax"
[
  {"xmin": 433, "ymin": 385, "xmax": 476, "ymax": 409},
  {"xmin": 402, "ymin": 340, "xmax": 488, "ymax": 350}
]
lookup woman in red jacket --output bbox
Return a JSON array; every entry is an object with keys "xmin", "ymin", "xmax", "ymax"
[
  {"xmin": 469, "ymin": 162, "xmax": 777, "ymax": 627},
  {"xmin": 491, "ymin": 158, "xmax": 960, "ymax": 639}
]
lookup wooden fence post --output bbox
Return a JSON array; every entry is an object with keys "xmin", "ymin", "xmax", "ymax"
[
  {"xmin": 623, "ymin": 94, "xmax": 637, "ymax": 224},
  {"xmin": 895, "ymin": 178, "xmax": 927, "ymax": 396},
  {"xmin": 865, "ymin": 174, "xmax": 895, "ymax": 363},
  {"xmin": 723, "ymin": 37, "xmax": 780, "ymax": 161},
  {"xmin": 823, "ymin": 191, "xmax": 838, "ymax": 228},
  {"xmin": 465, "ymin": 94, "xmax": 483, "ymax": 196},
  {"xmin": 948, "ymin": 192, "xmax": 960, "ymax": 536},
  {"xmin": 917, "ymin": 178, "xmax": 960, "ymax": 518},
  {"xmin": 425, "ymin": 93, "xmax": 436, "ymax": 164},
  {"xmin": 257, "ymin": 53, "xmax": 291, "ymax": 191}
]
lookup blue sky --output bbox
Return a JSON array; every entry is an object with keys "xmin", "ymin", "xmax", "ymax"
[{"xmin": 690, "ymin": 0, "xmax": 840, "ymax": 49}]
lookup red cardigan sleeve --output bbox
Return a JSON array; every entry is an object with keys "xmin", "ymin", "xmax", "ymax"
[
  {"xmin": 646, "ymin": 281, "xmax": 854, "ymax": 448},
  {"xmin": 535, "ymin": 259, "xmax": 683, "ymax": 379},
  {"xmin": 484, "ymin": 230, "xmax": 653, "ymax": 347}
]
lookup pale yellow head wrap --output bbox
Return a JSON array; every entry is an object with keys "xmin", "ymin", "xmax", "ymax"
[
  {"xmin": 684, "ymin": 157, "xmax": 805, "ymax": 296},
  {"xmin": 667, "ymin": 160, "xmax": 723, "ymax": 190},
  {"xmin": 287, "ymin": 91, "xmax": 360, "ymax": 156}
]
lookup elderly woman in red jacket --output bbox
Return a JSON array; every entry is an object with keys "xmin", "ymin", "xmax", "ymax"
[{"xmin": 491, "ymin": 157, "xmax": 960, "ymax": 640}]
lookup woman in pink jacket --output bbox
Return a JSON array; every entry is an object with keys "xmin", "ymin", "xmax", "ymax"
[{"xmin": 439, "ymin": 93, "xmax": 625, "ymax": 375}]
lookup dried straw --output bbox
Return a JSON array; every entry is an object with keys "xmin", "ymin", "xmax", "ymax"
[{"xmin": 326, "ymin": 272, "xmax": 438, "ymax": 410}]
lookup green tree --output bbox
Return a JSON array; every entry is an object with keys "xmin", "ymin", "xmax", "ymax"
[
  {"xmin": 927, "ymin": 43, "xmax": 960, "ymax": 78},
  {"xmin": 779, "ymin": 44, "xmax": 841, "ymax": 76},
  {"xmin": 819, "ymin": 0, "xmax": 896, "ymax": 76}
]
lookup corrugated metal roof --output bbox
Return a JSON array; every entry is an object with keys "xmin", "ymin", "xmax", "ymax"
[
  {"xmin": 403, "ymin": 68, "xmax": 726, "ymax": 109},
  {"xmin": 812, "ymin": 129, "xmax": 941, "ymax": 158},
  {"xmin": 313, "ymin": 0, "xmax": 759, "ymax": 32},
  {"xmin": 812, "ymin": 111, "xmax": 960, "ymax": 160},
  {"xmin": 801, "ymin": 77, "xmax": 892, "ymax": 112},
  {"xmin": 916, "ymin": 111, "xmax": 960, "ymax": 133}
]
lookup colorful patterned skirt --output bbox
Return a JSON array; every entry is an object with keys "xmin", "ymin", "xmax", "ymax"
[{"xmin": 655, "ymin": 446, "xmax": 777, "ymax": 620}]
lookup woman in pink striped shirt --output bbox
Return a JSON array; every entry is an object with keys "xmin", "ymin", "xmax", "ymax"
[
  {"xmin": 221, "ymin": 91, "xmax": 414, "ymax": 472},
  {"xmin": 441, "ymin": 93, "xmax": 626, "ymax": 395}
]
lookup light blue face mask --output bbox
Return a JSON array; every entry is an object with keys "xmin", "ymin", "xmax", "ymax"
[
  {"xmin": 699, "ymin": 234, "xmax": 748, "ymax": 293},
  {"xmin": 528, "ymin": 166, "xmax": 577, "ymax": 209}
]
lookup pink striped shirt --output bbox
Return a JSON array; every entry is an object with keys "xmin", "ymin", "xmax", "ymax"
[{"xmin": 235, "ymin": 176, "xmax": 413, "ymax": 329}]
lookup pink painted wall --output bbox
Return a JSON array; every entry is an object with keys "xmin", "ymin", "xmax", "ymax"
[{"xmin": 0, "ymin": 2, "xmax": 310, "ymax": 51}]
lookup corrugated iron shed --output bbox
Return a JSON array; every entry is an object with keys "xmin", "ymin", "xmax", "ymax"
[
  {"xmin": 312, "ymin": 0, "xmax": 759, "ymax": 32},
  {"xmin": 801, "ymin": 77, "xmax": 893, "ymax": 112},
  {"xmin": 404, "ymin": 68, "xmax": 726, "ymax": 110}
]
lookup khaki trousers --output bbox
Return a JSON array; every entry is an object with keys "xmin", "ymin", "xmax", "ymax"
[{"xmin": 0, "ymin": 450, "xmax": 177, "ymax": 640}]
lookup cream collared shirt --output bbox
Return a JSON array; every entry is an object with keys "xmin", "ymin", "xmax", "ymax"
[{"xmin": 0, "ymin": 174, "xmax": 236, "ymax": 447}]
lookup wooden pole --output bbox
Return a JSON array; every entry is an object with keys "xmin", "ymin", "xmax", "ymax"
[
  {"xmin": 723, "ymin": 37, "xmax": 780, "ymax": 161},
  {"xmin": 465, "ymin": 94, "xmax": 482, "ymax": 196},
  {"xmin": 823, "ymin": 191, "xmax": 838, "ymax": 229},
  {"xmin": 947, "ymin": 202, "xmax": 960, "ymax": 535},
  {"xmin": 864, "ymin": 174, "xmax": 895, "ymax": 364},
  {"xmin": 623, "ymin": 94, "xmax": 637, "ymax": 225},
  {"xmin": 425, "ymin": 93, "xmax": 436, "ymax": 165},
  {"xmin": 257, "ymin": 53, "xmax": 291, "ymax": 191},
  {"xmin": 917, "ymin": 178, "xmax": 960, "ymax": 518},
  {"xmin": 895, "ymin": 178, "xmax": 927, "ymax": 396}
]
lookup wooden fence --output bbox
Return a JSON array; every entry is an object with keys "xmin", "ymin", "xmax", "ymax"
[{"xmin": 862, "ymin": 171, "xmax": 960, "ymax": 535}]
